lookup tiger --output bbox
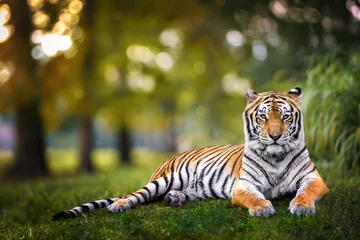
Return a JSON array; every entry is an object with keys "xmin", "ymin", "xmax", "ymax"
[{"xmin": 53, "ymin": 87, "xmax": 328, "ymax": 220}]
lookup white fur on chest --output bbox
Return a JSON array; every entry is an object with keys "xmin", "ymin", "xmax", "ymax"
[{"xmin": 242, "ymin": 147, "xmax": 310, "ymax": 199}]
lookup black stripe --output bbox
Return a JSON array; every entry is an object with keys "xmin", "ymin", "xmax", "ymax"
[
  {"xmin": 245, "ymin": 108, "xmax": 255, "ymax": 139},
  {"xmin": 221, "ymin": 176, "xmax": 230, "ymax": 198},
  {"xmin": 127, "ymin": 198, "xmax": 134, "ymax": 207},
  {"xmin": 130, "ymin": 193, "xmax": 141, "ymax": 203},
  {"xmin": 175, "ymin": 147, "xmax": 205, "ymax": 172},
  {"xmin": 243, "ymin": 154, "xmax": 272, "ymax": 186},
  {"xmin": 229, "ymin": 178, "xmax": 236, "ymax": 196},
  {"xmin": 73, "ymin": 208, "xmax": 80, "ymax": 214},
  {"xmin": 209, "ymin": 171, "xmax": 221, "ymax": 199},
  {"xmin": 69, "ymin": 210, "xmax": 77, "ymax": 217},
  {"xmin": 216, "ymin": 150, "xmax": 237, "ymax": 182},
  {"xmin": 159, "ymin": 164, "xmax": 176, "ymax": 199},
  {"xmin": 288, "ymin": 161, "xmax": 312, "ymax": 186},
  {"xmin": 293, "ymin": 111, "xmax": 301, "ymax": 140},
  {"xmin": 243, "ymin": 162, "xmax": 260, "ymax": 178},
  {"xmin": 91, "ymin": 201, "xmax": 101, "ymax": 209},
  {"xmin": 184, "ymin": 193, "xmax": 190, "ymax": 201},
  {"xmin": 178, "ymin": 171, "xmax": 183, "ymax": 190},
  {"xmin": 249, "ymin": 111, "xmax": 258, "ymax": 136},
  {"xmin": 282, "ymin": 154, "xmax": 309, "ymax": 183},
  {"xmin": 152, "ymin": 180, "xmax": 159, "ymax": 195},
  {"xmin": 242, "ymin": 169, "xmax": 264, "ymax": 187},
  {"xmin": 193, "ymin": 145, "xmax": 229, "ymax": 176},
  {"xmin": 185, "ymin": 159, "xmax": 191, "ymax": 186},
  {"xmin": 136, "ymin": 191, "xmax": 147, "ymax": 202},
  {"xmin": 80, "ymin": 205, "xmax": 90, "ymax": 212},
  {"xmin": 142, "ymin": 186, "xmax": 151, "ymax": 198},
  {"xmin": 281, "ymin": 146, "xmax": 307, "ymax": 177},
  {"xmin": 163, "ymin": 175, "xmax": 168, "ymax": 186},
  {"xmin": 295, "ymin": 166, "xmax": 316, "ymax": 189},
  {"xmin": 239, "ymin": 177, "xmax": 261, "ymax": 191},
  {"xmin": 230, "ymin": 154, "xmax": 241, "ymax": 175},
  {"xmin": 239, "ymin": 177, "xmax": 252, "ymax": 184},
  {"xmin": 106, "ymin": 198, "xmax": 116, "ymax": 204},
  {"xmin": 100, "ymin": 201, "xmax": 106, "ymax": 208},
  {"xmin": 250, "ymin": 149, "xmax": 276, "ymax": 167},
  {"xmin": 204, "ymin": 149, "xmax": 232, "ymax": 175}
]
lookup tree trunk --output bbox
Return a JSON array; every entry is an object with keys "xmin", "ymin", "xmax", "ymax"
[
  {"xmin": 117, "ymin": 124, "xmax": 132, "ymax": 164},
  {"xmin": 6, "ymin": 101, "xmax": 47, "ymax": 179},
  {"xmin": 79, "ymin": 114, "xmax": 94, "ymax": 172},
  {"xmin": 78, "ymin": 0, "xmax": 95, "ymax": 172},
  {"xmin": 4, "ymin": 0, "xmax": 48, "ymax": 179},
  {"xmin": 166, "ymin": 115, "xmax": 178, "ymax": 152}
]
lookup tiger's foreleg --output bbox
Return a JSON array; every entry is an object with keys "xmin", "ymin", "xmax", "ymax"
[
  {"xmin": 289, "ymin": 173, "xmax": 328, "ymax": 216},
  {"xmin": 231, "ymin": 179, "xmax": 275, "ymax": 218}
]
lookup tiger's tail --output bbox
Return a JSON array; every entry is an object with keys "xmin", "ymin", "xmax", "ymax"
[{"xmin": 52, "ymin": 197, "xmax": 120, "ymax": 220}]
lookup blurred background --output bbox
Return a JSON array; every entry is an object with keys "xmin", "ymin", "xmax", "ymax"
[{"xmin": 0, "ymin": 0, "xmax": 359, "ymax": 180}]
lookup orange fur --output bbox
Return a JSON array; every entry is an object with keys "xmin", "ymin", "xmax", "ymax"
[
  {"xmin": 290, "ymin": 175, "xmax": 329, "ymax": 207},
  {"xmin": 111, "ymin": 198, "xmax": 129, "ymax": 207},
  {"xmin": 232, "ymin": 189, "xmax": 270, "ymax": 209}
]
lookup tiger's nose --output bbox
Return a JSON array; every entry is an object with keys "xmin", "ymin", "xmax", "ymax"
[{"xmin": 269, "ymin": 133, "xmax": 281, "ymax": 141}]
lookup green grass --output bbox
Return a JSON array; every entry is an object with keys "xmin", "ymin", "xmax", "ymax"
[{"xmin": 0, "ymin": 150, "xmax": 360, "ymax": 239}]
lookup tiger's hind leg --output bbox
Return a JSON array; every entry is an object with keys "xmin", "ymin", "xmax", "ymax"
[
  {"xmin": 164, "ymin": 190, "xmax": 187, "ymax": 206},
  {"xmin": 164, "ymin": 188, "xmax": 199, "ymax": 206}
]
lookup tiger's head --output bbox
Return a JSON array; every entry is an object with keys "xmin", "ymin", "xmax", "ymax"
[{"xmin": 243, "ymin": 88, "xmax": 304, "ymax": 157}]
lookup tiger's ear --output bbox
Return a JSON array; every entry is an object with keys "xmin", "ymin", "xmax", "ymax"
[
  {"xmin": 288, "ymin": 87, "xmax": 302, "ymax": 104},
  {"xmin": 244, "ymin": 88, "xmax": 258, "ymax": 104}
]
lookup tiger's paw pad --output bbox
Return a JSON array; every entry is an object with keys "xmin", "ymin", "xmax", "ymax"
[
  {"xmin": 289, "ymin": 202, "xmax": 315, "ymax": 216},
  {"xmin": 249, "ymin": 203, "xmax": 275, "ymax": 218},
  {"xmin": 164, "ymin": 190, "xmax": 186, "ymax": 206},
  {"xmin": 107, "ymin": 200, "xmax": 130, "ymax": 213}
]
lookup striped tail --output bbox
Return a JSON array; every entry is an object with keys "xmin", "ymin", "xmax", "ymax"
[{"xmin": 52, "ymin": 197, "xmax": 120, "ymax": 220}]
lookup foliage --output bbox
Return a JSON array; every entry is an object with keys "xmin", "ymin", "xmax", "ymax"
[
  {"xmin": 301, "ymin": 49, "xmax": 360, "ymax": 176},
  {"xmin": 0, "ymin": 151, "xmax": 359, "ymax": 239}
]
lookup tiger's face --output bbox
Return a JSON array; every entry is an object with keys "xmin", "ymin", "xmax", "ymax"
[{"xmin": 243, "ymin": 88, "xmax": 303, "ymax": 156}]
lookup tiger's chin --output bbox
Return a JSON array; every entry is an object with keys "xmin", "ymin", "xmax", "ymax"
[{"xmin": 264, "ymin": 144, "xmax": 286, "ymax": 156}]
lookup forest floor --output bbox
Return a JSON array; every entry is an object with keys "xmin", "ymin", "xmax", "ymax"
[{"xmin": 0, "ymin": 149, "xmax": 359, "ymax": 239}]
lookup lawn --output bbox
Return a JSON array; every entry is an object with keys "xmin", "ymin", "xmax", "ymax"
[{"xmin": 0, "ymin": 149, "xmax": 359, "ymax": 239}]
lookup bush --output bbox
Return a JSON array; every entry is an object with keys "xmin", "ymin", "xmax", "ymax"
[{"xmin": 302, "ymin": 48, "xmax": 360, "ymax": 176}]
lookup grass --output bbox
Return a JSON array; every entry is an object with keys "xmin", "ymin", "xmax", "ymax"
[{"xmin": 0, "ymin": 149, "xmax": 360, "ymax": 239}]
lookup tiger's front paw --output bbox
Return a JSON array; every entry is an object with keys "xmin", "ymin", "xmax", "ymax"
[
  {"xmin": 107, "ymin": 199, "xmax": 131, "ymax": 213},
  {"xmin": 248, "ymin": 201, "xmax": 275, "ymax": 218},
  {"xmin": 289, "ymin": 198, "xmax": 315, "ymax": 216}
]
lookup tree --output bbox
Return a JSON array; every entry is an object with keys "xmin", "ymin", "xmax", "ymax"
[{"xmin": 0, "ymin": 1, "xmax": 47, "ymax": 179}]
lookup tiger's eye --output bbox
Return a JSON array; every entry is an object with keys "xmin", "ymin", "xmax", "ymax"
[
  {"xmin": 259, "ymin": 114, "xmax": 266, "ymax": 119},
  {"xmin": 283, "ymin": 114, "xmax": 290, "ymax": 120}
]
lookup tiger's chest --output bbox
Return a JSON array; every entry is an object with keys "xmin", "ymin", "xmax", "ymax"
[{"xmin": 255, "ymin": 167, "xmax": 299, "ymax": 199}]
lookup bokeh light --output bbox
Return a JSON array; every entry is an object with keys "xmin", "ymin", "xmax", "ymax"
[
  {"xmin": 0, "ymin": 4, "xmax": 11, "ymax": 25},
  {"xmin": 126, "ymin": 45, "xmax": 154, "ymax": 64},
  {"xmin": 0, "ymin": 61, "xmax": 15, "ymax": 86},
  {"xmin": 193, "ymin": 61, "xmax": 206, "ymax": 74},
  {"xmin": 0, "ymin": 25, "xmax": 12, "ymax": 43},
  {"xmin": 252, "ymin": 40, "xmax": 267, "ymax": 61},
  {"xmin": 126, "ymin": 71, "xmax": 156, "ymax": 93},
  {"xmin": 159, "ymin": 29, "xmax": 182, "ymax": 48},
  {"xmin": 104, "ymin": 64, "xmax": 120, "ymax": 87},
  {"xmin": 40, "ymin": 34, "xmax": 72, "ymax": 57},
  {"xmin": 222, "ymin": 72, "xmax": 251, "ymax": 96},
  {"xmin": 269, "ymin": 0, "xmax": 288, "ymax": 18},
  {"xmin": 156, "ymin": 52, "xmax": 174, "ymax": 71},
  {"xmin": 0, "ymin": 4, "xmax": 12, "ymax": 43},
  {"xmin": 226, "ymin": 30, "xmax": 245, "ymax": 47}
]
